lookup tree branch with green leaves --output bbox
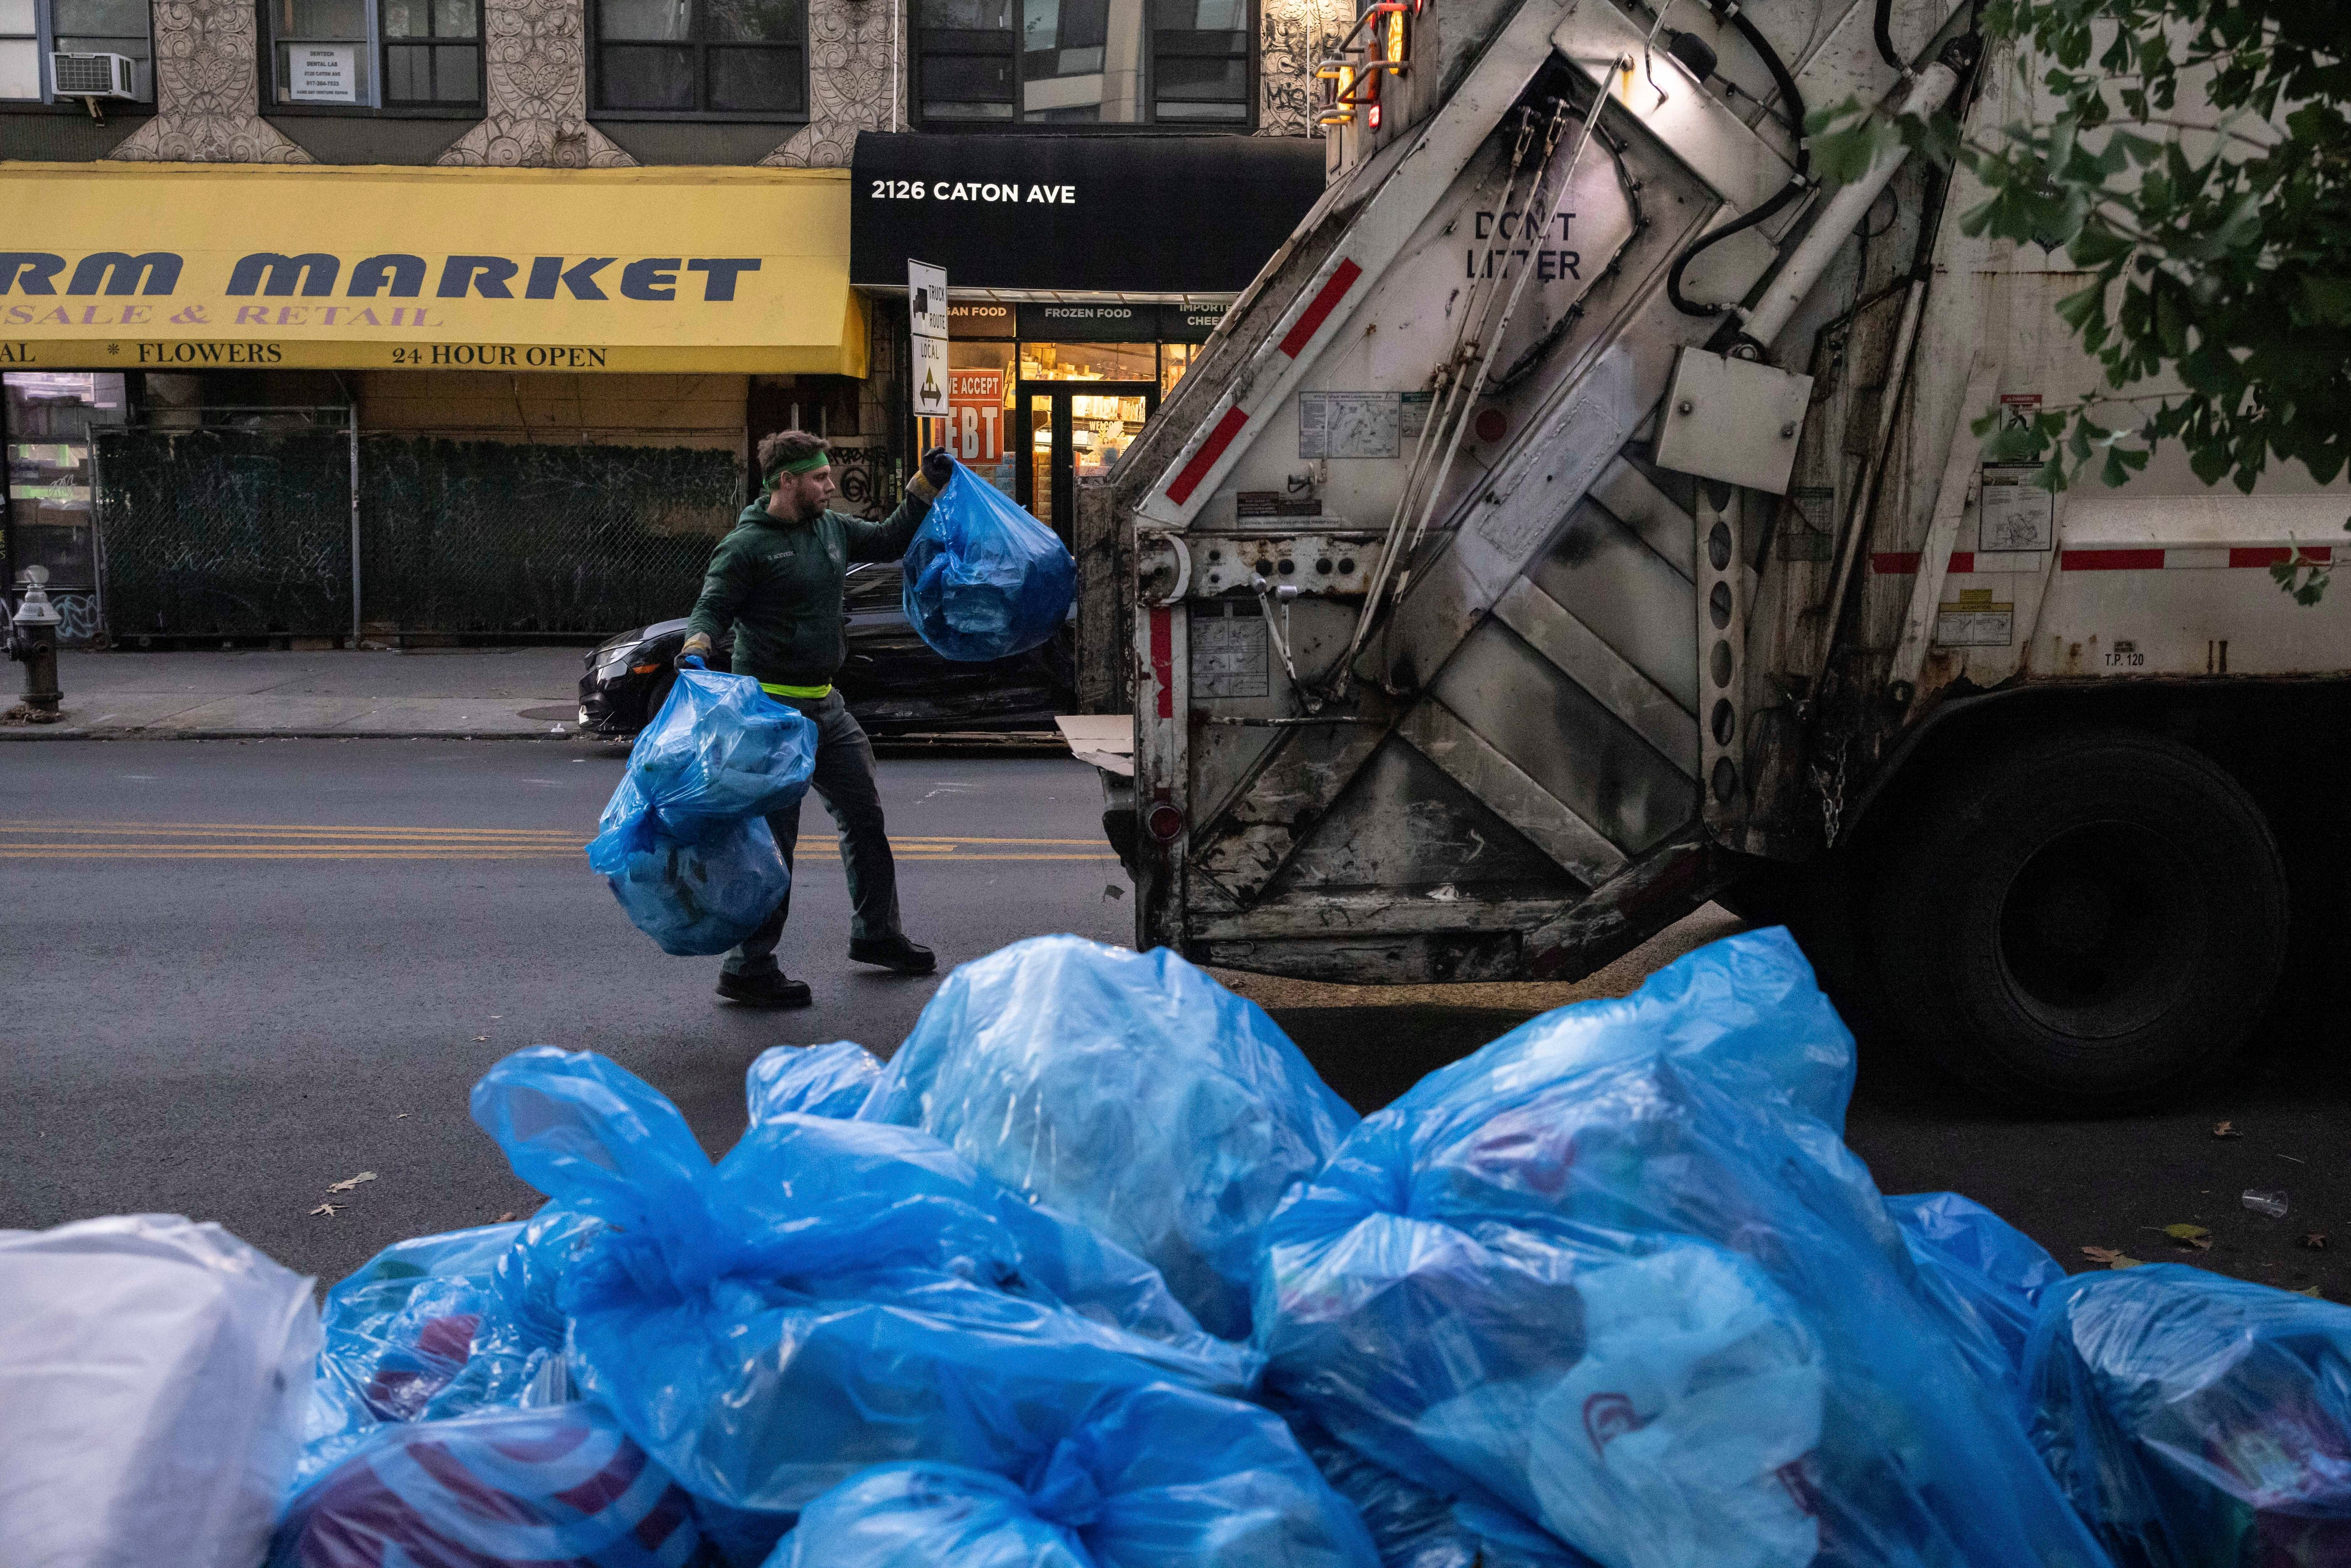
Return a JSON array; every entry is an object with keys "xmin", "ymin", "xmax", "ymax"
[{"xmin": 1808, "ymin": 3, "xmax": 2351, "ymax": 600}]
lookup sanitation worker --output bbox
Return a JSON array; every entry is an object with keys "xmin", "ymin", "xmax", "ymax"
[{"xmin": 676, "ymin": 430, "xmax": 949, "ymax": 1007}]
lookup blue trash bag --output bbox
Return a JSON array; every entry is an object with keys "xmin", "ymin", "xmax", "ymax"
[
  {"xmin": 862, "ymin": 935, "xmax": 1357, "ymax": 1339},
  {"xmin": 294, "ymin": 1224, "xmax": 551, "ymax": 1489},
  {"xmin": 471, "ymin": 1046, "xmax": 1257, "ymax": 1515},
  {"xmin": 493, "ymin": 1204, "xmax": 606, "ymax": 1352},
  {"xmin": 610, "ymin": 668, "xmax": 819, "ymax": 843},
  {"xmin": 1257, "ymin": 928, "xmax": 2114, "ymax": 1568},
  {"xmin": 2024, "ymin": 1263, "xmax": 2351, "ymax": 1568},
  {"xmin": 268, "ymin": 1404, "xmax": 709, "ymax": 1568},
  {"xmin": 293, "ymin": 1208, "xmax": 609, "ymax": 1490},
  {"xmin": 584, "ymin": 668, "xmax": 814, "ymax": 956},
  {"xmin": 901, "ymin": 463, "xmax": 1076, "ymax": 661},
  {"xmin": 1295, "ymin": 1414, "xmax": 1597, "ymax": 1568},
  {"xmin": 746, "ymin": 1040, "xmax": 883, "ymax": 1124},
  {"xmin": 763, "ymin": 1383, "xmax": 1379, "ymax": 1568},
  {"xmin": 1887, "ymin": 1190, "xmax": 2064, "ymax": 1384},
  {"xmin": 587, "ymin": 808, "xmax": 788, "ymax": 956}
]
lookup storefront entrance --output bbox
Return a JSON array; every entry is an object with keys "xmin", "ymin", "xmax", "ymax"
[{"xmin": 1014, "ymin": 381, "xmax": 1158, "ymax": 541}]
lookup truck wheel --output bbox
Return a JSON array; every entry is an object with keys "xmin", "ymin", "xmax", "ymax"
[{"xmin": 1868, "ymin": 730, "xmax": 2286, "ymax": 1110}]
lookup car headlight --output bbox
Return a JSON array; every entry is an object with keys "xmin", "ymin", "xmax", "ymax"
[{"xmin": 596, "ymin": 648, "xmax": 639, "ymax": 681}]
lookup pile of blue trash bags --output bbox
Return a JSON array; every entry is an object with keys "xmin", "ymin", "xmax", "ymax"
[{"xmin": 44, "ymin": 929, "xmax": 2351, "ymax": 1568}]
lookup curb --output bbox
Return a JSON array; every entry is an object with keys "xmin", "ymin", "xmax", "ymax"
[{"xmin": 0, "ymin": 727, "xmax": 602, "ymax": 743}]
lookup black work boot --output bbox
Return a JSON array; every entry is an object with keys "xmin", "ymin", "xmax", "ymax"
[
  {"xmin": 848, "ymin": 935, "xmax": 937, "ymax": 974},
  {"xmin": 716, "ymin": 970, "xmax": 813, "ymax": 1008}
]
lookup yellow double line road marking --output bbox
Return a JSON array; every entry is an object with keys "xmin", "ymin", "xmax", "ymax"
[{"xmin": 0, "ymin": 820, "xmax": 1113, "ymax": 862}]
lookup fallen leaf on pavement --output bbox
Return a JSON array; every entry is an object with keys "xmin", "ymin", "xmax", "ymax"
[
  {"xmin": 2303, "ymin": 1232, "xmax": 2329, "ymax": 1250},
  {"xmin": 2213, "ymin": 1120, "xmax": 2243, "ymax": 1138},
  {"xmin": 475, "ymin": 1035, "xmax": 489, "ymax": 1042},
  {"xmin": 2162, "ymin": 1224, "xmax": 2213, "ymax": 1250},
  {"xmin": 310, "ymin": 1202, "xmax": 340, "ymax": 1217},
  {"xmin": 395, "ymin": 1113, "xmax": 409, "ymax": 1120},
  {"xmin": 2083, "ymin": 1246, "xmax": 2144, "ymax": 1269},
  {"xmin": 2300, "ymin": 1286, "xmax": 2325, "ymax": 1298},
  {"xmin": 326, "ymin": 1171, "xmax": 378, "ymax": 1193},
  {"xmin": 497, "ymin": 1211, "xmax": 516, "ymax": 1223}
]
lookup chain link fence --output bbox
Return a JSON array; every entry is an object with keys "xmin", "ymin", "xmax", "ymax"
[
  {"xmin": 94, "ymin": 425, "xmax": 354, "ymax": 638},
  {"xmin": 93, "ymin": 418, "xmax": 751, "ymax": 638},
  {"xmin": 360, "ymin": 438, "xmax": 742, "ymax": 634}
]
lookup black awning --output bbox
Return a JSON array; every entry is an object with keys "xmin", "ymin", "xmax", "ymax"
[{"xmin": 850, "ymin": 132, "xmax": 1325, "ymax": 295}]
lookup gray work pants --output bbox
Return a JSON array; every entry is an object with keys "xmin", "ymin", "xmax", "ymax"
[{"xmin": 722, "ymin": 690, "xmax": 902, "ymax": 975}]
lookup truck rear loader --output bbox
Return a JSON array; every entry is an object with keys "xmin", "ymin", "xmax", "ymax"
[{"xmin": 1075, "ymin": 0, "xmax": 2351, "ymax": 1110}]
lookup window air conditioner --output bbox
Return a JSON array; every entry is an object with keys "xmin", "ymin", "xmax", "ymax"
[{"xmin": 51, "ymin": 51, "xmax": 136, "ymax": 98}]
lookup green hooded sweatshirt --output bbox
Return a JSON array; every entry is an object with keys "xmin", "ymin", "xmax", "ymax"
[{"xmin": 684, "ymin": 477, "xmax": 937, "ymax": 692}]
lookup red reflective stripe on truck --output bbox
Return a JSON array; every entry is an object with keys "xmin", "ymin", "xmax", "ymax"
[
  {"xmin": 2062, "ymin": 548, "xmax": 2167, "ymax": 570},
  {"xmin": 1149, "ymin": 607, "xmax": 1174, "ymax": 718},
  {"xmin": 1278, "ymin": 259, "xmax": 1362, "ymax": 359},
  {"xmin": 2231, "ymin": 545, "xmax": 2331, "ymax": 568},
  {"xmin": 1165, "ymin": 405, "xmax": 1249, "ymax": 505},
  {"xmin": 1869, "ymin": 552, "xmax": 1972, "ymax": 574}
]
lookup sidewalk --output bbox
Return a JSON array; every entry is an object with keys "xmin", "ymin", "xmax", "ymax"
[{"xmin": 3, "ymin": 647, "xmax": 592, "ymax": 740}]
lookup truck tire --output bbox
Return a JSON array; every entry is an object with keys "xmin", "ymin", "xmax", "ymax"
[{"xmin": 1867, "ymin": 729, "xmax": 2286, "ymax": 1110}]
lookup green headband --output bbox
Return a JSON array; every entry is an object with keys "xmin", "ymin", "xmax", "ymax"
[{"xmin": 762, "ymin": 451, "xmax": 831, "ymax": 489}]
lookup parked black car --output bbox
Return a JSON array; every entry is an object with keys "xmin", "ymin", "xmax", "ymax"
[{"xmin": 576, "ymin": 560, "xmax": 1075, "ymax": 738}]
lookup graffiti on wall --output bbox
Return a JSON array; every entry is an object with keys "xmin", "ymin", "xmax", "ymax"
[
  {"xmin": 1258, "ymin": 0, "xmax": 1340, "ymax": 139},
  {"xmin": 48, "ymin": 590, "xmax": 104, "ymax": 645}
]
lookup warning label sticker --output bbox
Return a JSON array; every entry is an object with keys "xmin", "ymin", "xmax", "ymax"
[
  {"xmin": 1191, "ymin": 614, "xmax": 1270, "ymax": 697},
  {"xmin": 1935, "ymin": 587, "xmax": 2014, "ymax": 647}
]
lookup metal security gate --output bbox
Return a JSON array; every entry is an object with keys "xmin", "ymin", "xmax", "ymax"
[
  {"xmin": 94, "ymin": 420, "xmax": 354, "ymax": 639},
  {"xmin": 358, "ymin": 438, "xmax": 741, "ymax": 635},
  {"xmin": 93, "ymin": 416, "xmax": 745, "ymax": 640}
]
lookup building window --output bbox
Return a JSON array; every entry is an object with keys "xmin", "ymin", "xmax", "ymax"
[
  {"xmin": 592, "ymin": 0, "xmax": 805, "ymax": 118},
  {"xmin": 0, "ymin": 0, "xmax": 154, "ymax": 104},
  {"xmin": 382, "ymin": 0, "xmax": 480, "ymax": 105},
  {"xmin": 915, "ymin": 0, "xmax": 1250, "ymax": 127},
  {"xmin": 1151, "ymin": 0, "xmax": 1247, "ymax": 124},
  {"xmin": 265, "ymin": 0, "xmax": 483, "ymax": 109}
]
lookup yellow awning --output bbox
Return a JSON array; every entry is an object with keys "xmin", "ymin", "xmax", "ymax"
[{"xmin": 0, "ymin": 162, "xmax": 866, "ymax": 376}]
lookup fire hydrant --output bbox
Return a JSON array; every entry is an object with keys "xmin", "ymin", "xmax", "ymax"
[{"xmin": 8, "ymin": 569, "xmax": 62, "ymax": 721}]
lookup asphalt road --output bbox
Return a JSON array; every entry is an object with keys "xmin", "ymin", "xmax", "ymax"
[{"xmin": 4, "ymin": 736, "xmax": 2344, "ymax": 1302}]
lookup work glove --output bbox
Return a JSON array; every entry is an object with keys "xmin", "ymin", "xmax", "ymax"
[
  {"xmin": 921, "ymin": 447, "xmax": 954, "ymax": 490},
  {"xmin": 675, "ymin": 634, "xmax": 711, "ymax": 672}
]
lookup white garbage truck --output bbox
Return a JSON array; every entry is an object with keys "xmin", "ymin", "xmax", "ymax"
[{"xmin": 1073, "ymin": 0, "xmax": 2351, "ymax": 1110}]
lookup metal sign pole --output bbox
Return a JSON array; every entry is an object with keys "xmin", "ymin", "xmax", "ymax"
[
  {"xmin": 348, "ymin": 401, "xmax": 362, "ymax": 647},
  {"xmin": 908, "ymin": 258, "xmax": 949, "ymax": 446}
]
